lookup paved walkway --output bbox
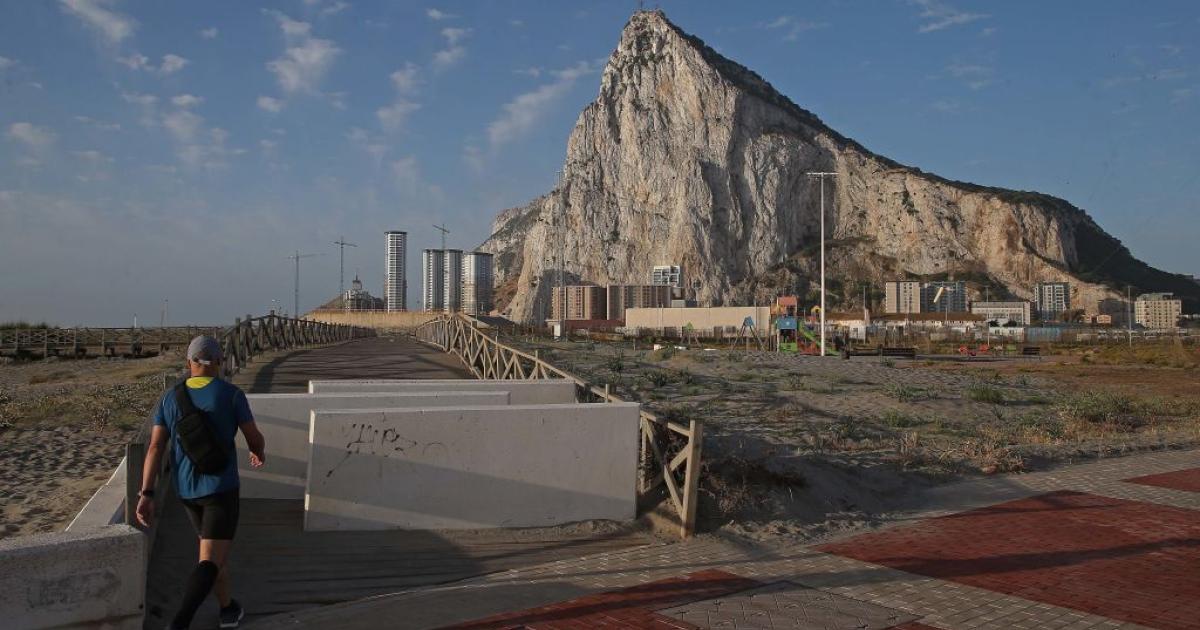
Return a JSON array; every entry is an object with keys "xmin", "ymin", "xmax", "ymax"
[
  {"xmin": 253, "ymin": 448, "xmax": 1200, "ymax": 630},
  {"xmin": 145, "ymin": 336, "xmax": 649, "ymax": 628}
]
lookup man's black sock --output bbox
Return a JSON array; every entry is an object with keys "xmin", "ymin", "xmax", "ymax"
[{"xmin": 171, "ymin": 560, "xmax": 220, "ymax": 629}]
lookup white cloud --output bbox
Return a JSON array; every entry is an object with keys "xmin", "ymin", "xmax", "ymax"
[
  {"xmin": 119, "ymin": 52, "xmax": 189, "ymax": 76},
  {"xmin": 931, "ymin": 99, "xmax": 960, "ymax": 113},
  {"xmin": 59, "ymin": 0, "xmax": 136, "ymax": 45},
  {"xmin": 390, "ymin": 62, "xmax": 420, "ymax": 93},
  {"xmin": 171, "ymin": 94, "xmax": 203, "ymax": 108},
  {"xmin": 946, "ymin": 62, "xmax": 993, "ymax": 90},
  {"xmin": 265, "ymin": 11, "xmax": 342, "ymax": 93},
  {"xmin": 432, "ymin": 27, "xmax": 471, "ymax": 70},
  {"xmin": 515, "ymin": 67, "xmax": 543, "ymax": 78},
  {"xmin": 377, "ymin": 100, "xmax": 421, "ymax": 132},
  {"xmin": 391, "ymin": 156, "xmax": 420, "ymax": 188},
  {"xmin": 257, "ymin": 96, "xmax": 284, "ymax": 113},
  {"xmin": 200, "ymin": 27, "xmax": 218, "ymax": 39},
  {"xmin": 763, "ymin": 16, "xmax": 828, "ymax": 41},
  {"xmin": 426, "ymin": 8, "xmax": 456, "ymax": 20},
  {"xmin": 72, "ymin": 149, "xmax": 113, "ymax": 163},
  {"xmin": 319, "ymin": 1, "xmax": 350, "ymax": 18},
  {"xmin": 509, "ymin": 19, "xmax": 524, "ymax": 27},
  {"xmin": 74, "ymin": 116, "xmax": 121, "ymax": 131},
  {"xmin": 911, "ymin": 0, "xmax": 988, "ymax": 33},
  {"xmin": 121, "ymin": 91, "xmax": 157, "ymax": 107},
  {"xmin": 162, "ymin": 109, "xmax": 203, "ymax": 142},
  {"xmin": 259, "ymin": 139, "xmax": 277, "ymax": 152},
  {"xmin": 0, "ymin": 56, "xmax": 15, "ymax": 71},
  {"xmin": 7, "ymin": 122, "xmax": 57, "ymax": 152},
  {"xmin": 158, "ymin": 54, "xmax": 188, "ymax": 75},
  {"xmin": 486, "ymin": 60, "xmax": 600, "ymax": 150}
]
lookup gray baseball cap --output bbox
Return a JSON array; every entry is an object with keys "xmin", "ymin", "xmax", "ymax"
[{"xmin": 187, "ymin": 335, "xmax": 223, "ymax": 365}]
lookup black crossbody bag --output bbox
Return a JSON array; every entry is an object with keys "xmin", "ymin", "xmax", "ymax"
[{"xmin": 173, "ymin": 383, "xmax": 230, "ymax": 475}]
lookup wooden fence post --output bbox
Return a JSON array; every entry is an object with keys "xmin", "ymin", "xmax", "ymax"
[{"xmin": 680, "ymin": 419, "xmax": 703, "ymax": 538}]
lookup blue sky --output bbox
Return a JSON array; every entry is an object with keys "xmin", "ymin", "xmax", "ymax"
[{"xmin": 1, "ymin": 1, "xmax": 1197, "ymax": 326}]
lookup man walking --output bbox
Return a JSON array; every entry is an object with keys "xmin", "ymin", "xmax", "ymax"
[{"xmin": 136, "ymin": 336, "xmax": 266, "ymax": 629}]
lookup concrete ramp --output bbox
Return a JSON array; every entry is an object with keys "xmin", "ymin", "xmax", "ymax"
[
  {"xmin": 305, "ymin": 403, "xmax": 639, "ymax": 530},
  {"xmin": 241, "ymin": 391, "xmax": 510, "ymax": 499},
  {"xmin": 307, "ymin": 378, "xmax": 577, "ymax": 404}
]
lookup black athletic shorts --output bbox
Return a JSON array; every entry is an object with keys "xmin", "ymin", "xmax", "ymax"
[{"xmin": 181, "ymin": 488, "xmax": 240, "ymax": 540}]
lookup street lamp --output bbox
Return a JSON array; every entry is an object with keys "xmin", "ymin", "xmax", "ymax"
[{"xmin": 806, "ymin": 171, "xmax": 837, "ymax": 357}]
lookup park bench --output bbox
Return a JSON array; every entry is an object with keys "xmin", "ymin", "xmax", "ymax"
[
  {"xmin": 1021, "ymin": 345, "xmax": 1042, "ymax": 359},
  {"xmin": 880, "ymin": 346, "xmax": 918, "ymax": 359}
]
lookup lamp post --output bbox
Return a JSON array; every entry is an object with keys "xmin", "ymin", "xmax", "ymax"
[{"xmin": 806, "ymin": 171, "xmax": 837, "ymax": 357}]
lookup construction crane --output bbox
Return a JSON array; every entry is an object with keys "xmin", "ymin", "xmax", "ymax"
[
  {"xmin": 287, "ymin": 250, "xmax": 326, "ymax": 318},
  {"xmin": 433, "ymin": 224, "xmax": 450, "ymax": 251},
  {"xmin": 332, "ymin": 236, "xmax": 358, "ymax": 297}
]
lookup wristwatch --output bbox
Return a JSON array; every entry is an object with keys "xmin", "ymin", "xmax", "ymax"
[{"xmin": 139, "ymin": 489, "xmax": 155, "ymax": 498}]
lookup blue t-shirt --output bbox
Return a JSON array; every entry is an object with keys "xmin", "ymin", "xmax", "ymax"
[{"xmin": 153, "ymin": 377, "xmax": 254, "ymax": 500}]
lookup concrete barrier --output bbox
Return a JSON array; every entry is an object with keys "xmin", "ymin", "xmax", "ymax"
[
  {"xmin": 304, "ymin": 403, "xmax": 640, "ymax": 531},
  {"xmin": 307, "ymin": 379, "xmax": 577, "ymax": 405},
  {"xmin": 66, "ymin": 457, "xmax": 128, "ymax": 533},
  {"xmin": 241, "ymin": 391, "xmax": 511, "ymax": 499},
  {"xmin": 0, "ymin": 525, "xmax": 145, "ymax": 629}
]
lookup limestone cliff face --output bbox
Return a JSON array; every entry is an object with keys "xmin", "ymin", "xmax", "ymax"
[{"xmin": 479, "ymin": 11, "xmax": 1197, "ymax": 323}]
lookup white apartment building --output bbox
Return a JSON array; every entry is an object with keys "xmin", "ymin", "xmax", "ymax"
[
  {"xmin": 971, "ymin": 301, "xmax": 1033, "ymax": 326},
  {"xmin": 421, "ymin": 249, "xmax": 445, "ymax": 312},
  {"xmin": 884, "ymin": 281, "xmax": 922, "ymax": 314},
  {"xmin": 461, "ymin": 251, "xmax": 494, "ymax": 316},
  {"xmin": 442, "ymin": 249, "xmax": 464, "ymax": 312},
  {"xmin": 384, "ymin": 231, "xmax": 407, "ymax": 311},
  {"xmin": 1134, "ymin": 293, "xmax": 1182, "ymax": 330},
  {"xmin": 921, "ymin": 281, "xmax": 967, "ymax": 313},
  {"xmin": 1034, "ymin": 281, "xmax": 1071, "ymax": 321}
]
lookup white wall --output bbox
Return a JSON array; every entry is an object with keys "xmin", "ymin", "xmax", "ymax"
[
  {"xmin": 0, "ymin": 525, "xmax": 145, "ymax": 629},
  {"xmin": 305, "ymin": 403, "xmax": 639, "ymax": 530},
  {"xmin": 307, "ymin": 379, "xmax": 578, "ymax": 405},
  {"xmin": 240, "ymin": 391, "xmax": 510, "ymax": 499}
]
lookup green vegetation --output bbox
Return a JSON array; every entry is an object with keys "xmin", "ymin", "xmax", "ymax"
[
  {"xmin": 966, "ymin": 383, "xmax": 1005, "ymax": 405},
  {"xmin": 885, "ymin": 383, "xmax": 924, "ymax": 402}
]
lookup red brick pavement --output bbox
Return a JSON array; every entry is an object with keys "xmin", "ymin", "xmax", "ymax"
[
  {"xmin": 440, "ymin": 570, "xmax": 760, "ymax": 630},
  {"xmin": 818, "ymin": 490, "xmax": 1200, "ymax": 630},
  {"xmin": 1126, "ymin": 467, "xmax": 1200, "ymax": 493}
]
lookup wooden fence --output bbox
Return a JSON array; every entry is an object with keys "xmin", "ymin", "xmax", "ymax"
[
  {"xmin": 125, "ymin": 314, "xmax": 374, "ymax": 530},
  {"xmin": 0, "ymin": 326, "xmax": 221, "ymax": 358},
  {"xmin": 414, "ymin": 314, "xmax": 703, "ymax": 537}
]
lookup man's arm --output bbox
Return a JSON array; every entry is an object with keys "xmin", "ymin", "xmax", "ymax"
[
  {"xmin": 241, "ymin": 421, "xmax": 266, "ymax": 468},
  {"xmin": 135, "ymin": 425, "xmax": 169, "ymax": 528}
]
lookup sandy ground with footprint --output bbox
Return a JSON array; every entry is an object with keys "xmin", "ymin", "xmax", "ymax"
[{"xmin": 0, "ymin": 353, "xmax": 179, "ymax": 539}]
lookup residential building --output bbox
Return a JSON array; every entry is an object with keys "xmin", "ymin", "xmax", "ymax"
[
  {"xmin": 551, "ymin": 285, "xmax": 607, "ymax": 321},
  {"xmin": 606, "ymin": 284, "xmax": 672, "ymax": 321},
  {"xmin": 443, "ymin": 249, "xmax": 463, "ymax": 312},
  {"xmin": 1034, "ymin": 281, "xmax": 1071, "ymax": 321},
  {"xmin": 650, "ymin": 265, "xmax": 682, "ymax": 288},
  {"xmin": 921, "ymin": 281, "xmax": 967, "ymax": 313},
  {"xmin": 342, "ymin": 274, "xmax": 383, "ymax": 311},
  {"xmin": 384, "ymin": 230, "xmax": 407, "ymax": 312},
  {"xmin": 421, "ymin": 249, "xmax": 445, "ymax": 312},
  {"xmin": 883, "ymin": 281, "xmax": 922, "ymax": 314},
  {"xmin": 1135, "ymin": 293, "xmax": 1183, "ymax": 330},
  {"xmin": 970, "ymin": 301, "xmax": 1032, "ymax": 326},
  {"xmin": 461, "ymin": 251, "xmax": 494, "ymax": 316}
]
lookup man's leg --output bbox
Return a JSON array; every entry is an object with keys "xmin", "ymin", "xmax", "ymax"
[{"xmin": 170, "ymin": 538, "xmax": 229, "ymax": 629}]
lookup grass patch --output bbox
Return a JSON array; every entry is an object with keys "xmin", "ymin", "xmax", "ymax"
[
  {"xmin": 878, "ymin": 409, "xmax": 924, "ymax": 428},
  {"xmin": 885, "ymin": 383, "xmax": 924, "ymax": 402},
  {"xmin": 966, "ymin": 383, "xmax": 1005, "ymax": 405}
]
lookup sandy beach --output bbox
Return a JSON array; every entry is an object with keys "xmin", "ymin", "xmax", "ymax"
[{"xmin": 0, "ymin": 353, "xmax": 178, "ymax": 539}]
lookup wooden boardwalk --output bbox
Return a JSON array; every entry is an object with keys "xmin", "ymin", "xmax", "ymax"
[{"xmin": 143, "ymin": 336, "xmax": 649, "ymax": 628}]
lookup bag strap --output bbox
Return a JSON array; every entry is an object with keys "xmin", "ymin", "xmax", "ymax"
[{"xmin": 173, "ymin": 382, "xmax": 198, "ymax": 416}]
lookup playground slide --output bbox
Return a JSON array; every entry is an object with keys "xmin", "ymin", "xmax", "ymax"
[{"xmin": 796, "ymin": 325, "xmax": 839, "ymax": 356}]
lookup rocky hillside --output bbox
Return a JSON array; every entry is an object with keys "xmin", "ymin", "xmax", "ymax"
[{"xmin": 479, "ymin": 10, "xmax": 1198, "ymax": 323}]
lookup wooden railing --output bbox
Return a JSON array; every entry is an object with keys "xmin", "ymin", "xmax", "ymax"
[
  {"xmin": 125, "ymin": 314, "xmax": 375, "ymax": 530},
  {"xmin": 0, "ymin": 325, "xmax": 221, "ymax": 358},
  {"xmin": 414, "ymin": 314, "xmax": 703, "ymax": 537}
]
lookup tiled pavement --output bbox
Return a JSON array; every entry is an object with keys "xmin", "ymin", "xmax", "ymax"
[{"xmin": 253, "ymin": 449, "xmax": 1200, "ymax": 630}]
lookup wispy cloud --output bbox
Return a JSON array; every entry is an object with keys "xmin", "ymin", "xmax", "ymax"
[
  {"xmin": 74, "ymin": 116, "xmax": 121, "ymax": 131},
  {"xmin": 1101, "ymin": 68, "xmax": 1189, "ymax": 89},
  {"xmin": 318, "ymin": 1, "xmax": 350, "ymax": 18},
  {"xmin": 377, "ymin": 100, "xmax": 421, "ymax": 132},
  {"xmin": 59, "ymin": 0, "xmax": 135, "ymax": 45},
  {"xmin": 762, "ymin": 16, "xmax": 829, "ymax": 41},
  {"xmin": 426, "ymin": 8, "xmax": 456, "ymax": 21},
  {"xmin": 930, "ymin": 99, "xmax": 960, "ymax": 113},
  {"xmin": 118, "ymin": 52, "xmax": 189, "ymax": 76},
  {"xmin": 257, "ymin": 96, "xmax": 284, "ymax": 113},
  {"xmin": 911, "ymin": 0, "xmax": 988, "ymax": 34},
  {"xmin": 485, "ymin": 60, "xmax": 601, "ymax": 150},
  {"xmin": 390, "ymin": 62, "xmax": 421, "ymax": 93},
  {"xmin": 0, "ymin": 56, "xmax": 15, "ymax": 71},
  {"xmin": 432, "ymin": 27, "xmax": 471, "ymax": 70},
  {"xmin": 265, "ymin": 10, "xmax": 342, "ymax": 94},
  {"xmin": 170, "ymin": 94, "xmax": 203, "ymax": 108},
  {"xmin": 7, "ymin": 122, "xmax": 57, "ymax": 153},
  {"xmin": 199, "ymin": 26, "xmax": 218, "ymax": 39},
  {"xmin": 945, "ymin": 62, "xmax": 993, "ymax": 90}
]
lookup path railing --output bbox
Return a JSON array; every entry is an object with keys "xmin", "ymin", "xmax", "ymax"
[
  {"xmin": 414, "ymin": 314, "xmax": 703, "ymax": 537},
  {"xmin": 125, "ymin": 313, "xmax": 375, "ymax": 531},
  {"xmin": 0, "ymin": 325, "xmax": 221, "ymax": 358}
]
